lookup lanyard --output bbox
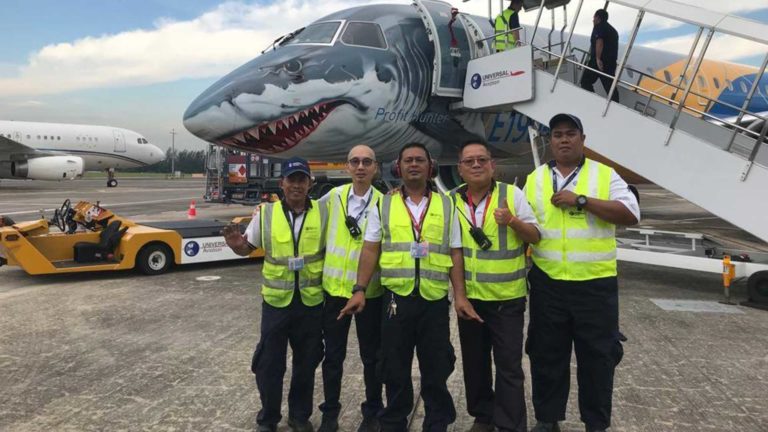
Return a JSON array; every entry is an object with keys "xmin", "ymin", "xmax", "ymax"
[
  {"xmin": 466, "ymin": 191, "xmax": 491, "ymax": 228},
  {"xmin": 339, "ymin": 187, "xmax": 373, "ymax": 222},
  {"xmin": 551, "ymin": 159, "xmax": 585, "ymax": 193},
  {"xmin": 402, "ymin": 191, "xmax": 432, "ymax": 242},
  {"xmin": 287, "ymin": 209, "xmax": 307, "ymax": 256}
]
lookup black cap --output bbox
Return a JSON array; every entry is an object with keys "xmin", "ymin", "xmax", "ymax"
[
  {"xmin": 549, "ymin": 113, "xmax": 584, "ymax": 132},
  {"xmin": 281, "ymin": 157, "xmax": 311, "ymax": 178}
]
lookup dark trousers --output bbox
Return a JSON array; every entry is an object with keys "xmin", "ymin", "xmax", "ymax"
[
  {"xmin": 379, "ymin": 290, "xmax": 456, "ymax": 432},
  {"xmin": 580, "ymin": 61, "xmax": 620, "ymax": 102},
  {"xmin": 458, "ymin": 298, "xmax": 527, "ymax": 432},
  {"xmin": 252, "ymin": 296, "xmax": 324, "ymax": 427},
  {"xmin": 526, "ymin": 265, "xmax": 624, "ymax": 430},
  {"xmin": 320, "ymin": 294, "xmax": 384, "ymax": 419}
]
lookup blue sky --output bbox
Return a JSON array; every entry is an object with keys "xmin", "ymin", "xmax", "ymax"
[{"xmin": 0, "ymin": 0, "xmax": 766, "ymax": 151}]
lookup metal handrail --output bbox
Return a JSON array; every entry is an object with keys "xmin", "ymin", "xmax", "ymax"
[{"xmin": 532, "ymin": 45, "xmax": 768, "ymax": 142}]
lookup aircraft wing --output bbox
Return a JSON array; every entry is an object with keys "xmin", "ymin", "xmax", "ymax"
[
  {"xmin": 0, "ymin": 135, "xmax": 46, "ymax": 159},
  {"xmin": 709, "ymin": 110, "xmax": 768, "ymax": 128}
]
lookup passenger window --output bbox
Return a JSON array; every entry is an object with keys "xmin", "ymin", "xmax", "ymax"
[
  {"xmin": 26, "ymin": 134, "xmax": 30, "ymax": 139},
  {"xmin": 740, "ymin": 81, "xmax": 748, "ymax": 93},
  {"xmin": 713, "ymin": 77, "xmax": 720, "ymax": 89},
  {"xmin": 663, "ymin": 70, "xmax": 672, "ymax": 83},
  {"xmin": 44, "ymin": 135, "xmax": 48, "ymax": 140},
  {"xmin": 341, "ymin": 22, "xmax": 387, "ymax": 49}
]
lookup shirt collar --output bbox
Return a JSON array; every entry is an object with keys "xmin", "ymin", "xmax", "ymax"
[
  {"xmin": 280, "ymin": 197, "xmax": 312, "ymax": 217},
  {"xmin": 457, "ymin": 180, "xmax": 496, "ymax": 204}
]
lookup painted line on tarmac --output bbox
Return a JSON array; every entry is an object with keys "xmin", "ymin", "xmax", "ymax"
[{"xmin": 1, "ymin": 197, "xmax": 196, "ymax": 216}]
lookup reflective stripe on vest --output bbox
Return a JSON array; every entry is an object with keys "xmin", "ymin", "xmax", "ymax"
[
  {"xmin": 380, "ymin": 191, "xmax": 453, "ymax": 300},
  {"xmin": 526, "ymin": 158, "xmax": 616, "ymax": 281},
  {"xmin": 261, "ymin": 200, "xmax": 327, "ymax": 307},
  {"xmin": 454, "ymin": 182, "xmax": 527, "ymax": 300},
  {"xmin": 494, "ymin": 9, "xmax": 518, "ymax": 52},
  {"xmin": 322, "ymin": 184, "xmax": 384, "ymax": 298}
]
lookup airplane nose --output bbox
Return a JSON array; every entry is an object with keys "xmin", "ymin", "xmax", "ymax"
[{"xmin": 149, "ymin": 144, "xmax": 165, "ymax": 164}]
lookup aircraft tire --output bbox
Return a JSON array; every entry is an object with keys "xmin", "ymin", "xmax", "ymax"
[
  {"xmin": 107, "ymin": 179, "xmax": 118, "ymax": 188},
  {"xmin": 747, "ymin": 271, "xmax": 768, "ymax": 305},
  {"xmin": 137, "ymin": 243, "xmax": 173, "ymax": 275}
]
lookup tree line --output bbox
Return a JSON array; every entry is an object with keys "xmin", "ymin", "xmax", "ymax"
[{"xmin": 125, "ymin": 149, "xmax": 207, "ymax": 173}]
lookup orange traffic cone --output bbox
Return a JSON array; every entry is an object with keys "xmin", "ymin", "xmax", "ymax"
[{"xmin": 187, "ymin": 200, "xmax": 197, "ymax": 219}]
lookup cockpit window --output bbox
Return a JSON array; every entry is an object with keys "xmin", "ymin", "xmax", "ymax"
[
  {"xmin": 137, "ymin": 138, "xmax": 148, "ymax": 144},
  {"xmin": 283, "ymin": 22, "xmax": 340, "ymax": 45},
  {"xmin": 341, "ymin": 22, "xmax": 387, "ymax": 49}
]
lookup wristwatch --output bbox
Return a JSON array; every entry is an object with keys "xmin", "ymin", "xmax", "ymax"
[
  {"xmin": 576, "ymin": 194, "xmax": 588, "ymax": 210},
  {"xmin": 352, "ymin": 284, "xmax": 367, "ymax": 295}
]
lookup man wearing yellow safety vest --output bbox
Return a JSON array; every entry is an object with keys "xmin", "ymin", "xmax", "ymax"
[
  {"xmin": 223, "ymin": 157, "xmax": 327, "ymax": 432},
  {"xmin": 347, "ymin": 142, "xmax": 478, "ymax": 432},
  {"xmin": 494, "ymin": 0, "xmax": 523, "ymax": 52},
  {"xmin": 525, "ymin": 114, "xmax": 639, "ymax": 432},
  {"xmin": 317, "ymin": 145, "xmax": 384, "ymax": 432},
  {"xmin": 451, "ymin": 141, "xmax": 540, "ymax": 432}
]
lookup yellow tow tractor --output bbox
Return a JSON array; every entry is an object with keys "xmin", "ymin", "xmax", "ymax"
[{"xmin": 0, "ymin": 199, "xmax": 263, "ymax": 276}]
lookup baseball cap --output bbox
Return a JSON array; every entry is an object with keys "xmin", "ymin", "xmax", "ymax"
[
  {"xmin": 281, "ymin": 157, "xmax": 311, "ymax": 178},
  {"xmin": 549, "ymin": 113, "xmax": 584, "ymax": 132}
]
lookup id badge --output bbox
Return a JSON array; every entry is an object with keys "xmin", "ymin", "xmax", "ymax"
[
  {"xmin": 288, "ymin": 256, "xmax": 305, "ymax": 271},
  {"xmin": 410, "ymin": 241, "xmax": 429, "ymax": 259}
]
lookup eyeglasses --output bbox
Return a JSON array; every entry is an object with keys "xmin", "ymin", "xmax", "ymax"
[
  {"xmin": 402, "ymin": 157, "xmax": 428, "ymax": 165},
  {"xmin": 459, "ymin": 157, "xmax": 491, "ymax": 167},
  {"xmin": 348, "ymin": 157, "xmax": 375, "ymax": 167}
]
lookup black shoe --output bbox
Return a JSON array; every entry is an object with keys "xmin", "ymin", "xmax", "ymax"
[
  {"xmin": 318, "ymin": 415, "xmax": 339, "ymax": 432},
  {"xmin": 257, "ymin": 424, "xmax": 277, "ymax": 432},
  {"xmin": 287, "ymin": 418, "xmax": 315, "ymax": 432},
  {"xmin": 468, "ymin": 422, "xmax": 495, "ymax": 432},
  {"xmin": 357, "ymin": 416, "xmax": 381, "ymax": 432},
  {"xmin": 531, "ymin": 422, "xmax": 560, "ymax": 432},
  {"xmin": 585, "ymin": 428, "xmax": 607, "ymax": 432}
]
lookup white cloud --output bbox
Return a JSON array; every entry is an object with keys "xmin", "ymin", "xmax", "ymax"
[{"xmin": 0, "ymin": 0, "xmax": 764, "ymax": 97}]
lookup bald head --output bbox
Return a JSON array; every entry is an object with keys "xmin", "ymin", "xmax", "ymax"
[{"xmin": 347, "ymin": 144, "xmax": 376, "ymax": 161}]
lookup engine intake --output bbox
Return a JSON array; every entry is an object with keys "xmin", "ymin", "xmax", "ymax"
[{"xmin": 11, "ymin": 156, "xmax": 84, "ymax": 180}]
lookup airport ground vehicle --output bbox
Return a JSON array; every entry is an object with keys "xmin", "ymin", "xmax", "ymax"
[
  {"xmin": 203, "ymin": 144, "xmax": 349, "ymax": 205},
  {"xmin": 0, "ymin": 199, "xmax": 263, "ymax": 276}
]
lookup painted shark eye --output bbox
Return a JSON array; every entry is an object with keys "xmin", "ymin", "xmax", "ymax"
[{"xmin": 283, "ymin": 60, "xmax": 303, "ymax": 74}]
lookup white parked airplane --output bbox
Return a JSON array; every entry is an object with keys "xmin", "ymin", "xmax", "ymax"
[{"xmin": 0, "ymin": 120, "xmax": 164, "ymax": 187}]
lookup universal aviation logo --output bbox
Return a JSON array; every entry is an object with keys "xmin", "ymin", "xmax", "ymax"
[
  {"xmin": 471, "ymin": 69, "xmax": 525, "ymax": 89},
  {"xmin": 185, "ymin": 241, "xmax": 200, "ymax": 257}
]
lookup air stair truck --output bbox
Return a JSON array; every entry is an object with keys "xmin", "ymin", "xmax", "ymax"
[{"xmin": 418, "ymin": 0, "xmax": 768, "ymax": 307}]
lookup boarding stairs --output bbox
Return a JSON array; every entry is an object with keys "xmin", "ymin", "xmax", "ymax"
[{"xmin": 418, "ymin": 0, "xmax": 768, "ymax": 245}]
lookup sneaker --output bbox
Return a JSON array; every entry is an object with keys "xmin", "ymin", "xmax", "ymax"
[
  {"xmin": 531, "ymin": 422, "xmax": 560, "ymax": 432},
  {"xmin": 468, "ymin": 422, "xmax": 495, "ymax": 432},
  {"xmin": 357, "ymin": 416, "xmax": 381, "ymax": 432},
  {"xmin": 287, "ymin": 418, "xmax": 315, "ymax": 432},
  {"xmin": 318, "ymin": 415, "xmax": 339, "ymax": 432}
]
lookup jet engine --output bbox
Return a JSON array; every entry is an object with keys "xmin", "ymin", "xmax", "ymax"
[{"xmin": 11, "ymin": 156, "xmax": 84, "ymax": 180}]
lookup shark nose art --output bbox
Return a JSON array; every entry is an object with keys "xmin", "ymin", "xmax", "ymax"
[{"xmin": 217, "ymin": 100, "xmax": 347, "ymax": 154}]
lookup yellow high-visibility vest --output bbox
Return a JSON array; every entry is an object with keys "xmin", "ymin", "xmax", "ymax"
[
  {"xmin": 322, "ymin": 184, "xmax": 384, "ymax": 298},
  {"xmin": 525, "ymin": 158, "xmax": 616, "ymax": 281},
  {"xmin": 495, "ymin": 9, "xmax": 518, "ymax": 52},
  {"xmin": 260, "ymin": 200, "xmax": 327, "ymax": 307},
  {"xmin": 379, "ymin": 191, "xmax": 453, "ymax": 300},
  {"xmin": 453, "ymin": 181, "xmax": 527, "ymax": 300}
]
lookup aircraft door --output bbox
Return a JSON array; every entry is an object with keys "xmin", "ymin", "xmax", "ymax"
[
  {"xmin": 113, "ymin": 130, "xmax": 126, "ymax": 153},
  {"xmin": 412, "ymin": 0, "xmax": 475, "ymax": 98},
  {"xmin": 12, "ymin": 131, "xmax": 22, "ymax": 143}
]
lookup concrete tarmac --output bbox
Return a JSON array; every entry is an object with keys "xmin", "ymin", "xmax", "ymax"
[{"xmin": 1, "ymin": 179, "xmax": 767, "ymax": 431}]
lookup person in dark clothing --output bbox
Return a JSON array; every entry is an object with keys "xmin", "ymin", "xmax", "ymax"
[{"xmin": 580, "ymin": 9, "xmax": 620, "ymax": 102}]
